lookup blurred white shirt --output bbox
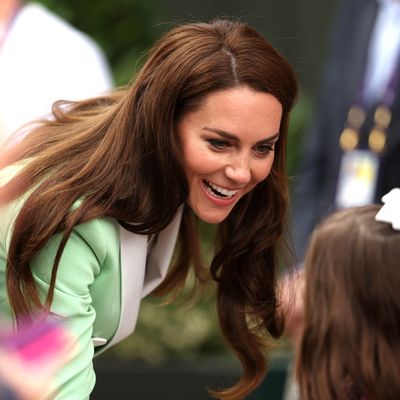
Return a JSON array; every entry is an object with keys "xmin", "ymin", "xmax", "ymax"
[{"xmin": 0, "ymin": 3, "xmax": 113, "ymax": 147}]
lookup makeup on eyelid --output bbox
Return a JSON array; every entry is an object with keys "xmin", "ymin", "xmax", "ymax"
[{"xmin": 203, "ymin": 128, "xmax": 280, "ymax": 157}]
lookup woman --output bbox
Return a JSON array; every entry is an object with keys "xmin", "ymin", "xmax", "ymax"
[
  {"xmin": 297, "ymin": 195, "xmax": 400, "ymax": 399},
  {"xmin": 0, "ymin": 19, "xmax": 298, "ymax": 399}
]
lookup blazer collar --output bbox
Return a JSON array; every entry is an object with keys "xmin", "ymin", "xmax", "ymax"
[{"xmin": 96, "ymin": 207, "xmax": 183, "ymax": 354}]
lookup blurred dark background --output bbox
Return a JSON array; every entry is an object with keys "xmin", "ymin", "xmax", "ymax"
[
  {"xmin": 34, "ymin": 0, "xmax": 343, "ymax": 398},
  {"xmin": 37, "ymin": 0, "xmax": 341, "ymax": 91}
]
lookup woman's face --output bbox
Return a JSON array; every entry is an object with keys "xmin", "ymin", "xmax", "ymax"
[{"xmin": 178, "ymin": 85, "xmax": 283, "ymax": 224}]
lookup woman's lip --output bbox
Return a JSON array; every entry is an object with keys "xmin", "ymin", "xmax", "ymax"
[
  {"xmin": 204, "ymin": 179, "xmax": 243, "ymax": 192},
  {"xmin": 200, "ymin": 180, "xmax": 238, "ymax": 206}
]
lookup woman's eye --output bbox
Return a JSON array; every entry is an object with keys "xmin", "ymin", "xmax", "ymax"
[
  {"xmin": 254, "ymin": 143, "xmax": 274, "ymax": 156},
  {"xmin": 207, "ymin": 139, "xmax": 229, "ymax": 150}
]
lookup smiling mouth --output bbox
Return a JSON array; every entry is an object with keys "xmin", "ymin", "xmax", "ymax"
[{"xmin": 203, "ymin": 180, "xmax": 239, "ymax": 199}]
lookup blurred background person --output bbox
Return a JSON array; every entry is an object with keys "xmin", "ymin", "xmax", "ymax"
[
  {"xmin": 292, "ymin": 0, "xmax": 400, "ymax": 261},
  {"xmin": 0, "ymin": 0, "xmax": 113, "ymax": 147}
]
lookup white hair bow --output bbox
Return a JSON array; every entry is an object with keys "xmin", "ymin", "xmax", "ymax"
[{"xmin": 375, "ymin": 188, "xmax": 400, "ymax": 231}]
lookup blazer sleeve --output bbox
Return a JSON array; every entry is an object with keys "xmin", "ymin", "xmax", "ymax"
[{"xmin": 30, "ymin": 217, "xmax": 111, "ymax": 400}]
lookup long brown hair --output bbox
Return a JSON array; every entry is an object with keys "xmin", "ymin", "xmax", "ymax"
[
  {"xmin": 0, "ymin": 19, "xmax": 297, "ymax": 399},
  {"xmin": 297, "ymin": 205, "xmax": 400, "ymax": 400}
]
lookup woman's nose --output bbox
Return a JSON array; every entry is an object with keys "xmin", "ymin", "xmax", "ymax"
[{"xmin": 224, "ymin": 157, "xmax": 251, "ymax": 184}]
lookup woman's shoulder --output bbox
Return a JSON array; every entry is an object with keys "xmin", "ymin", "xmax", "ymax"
[
  {"xmin": 72, "ymin": 215, "xmax": 120, "ymax": 264},
  {"xmin": 0, "ymin": 160, "xmax": 121, "ymax": 258},
  {"xmin": 30, "ymin": 215, "xmax": 120, "ymax": 296}
]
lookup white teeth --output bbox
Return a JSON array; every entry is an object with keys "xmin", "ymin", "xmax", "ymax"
[{"xmin": 206, "ymin": 180, "xmax": 238, "ymax": 198}]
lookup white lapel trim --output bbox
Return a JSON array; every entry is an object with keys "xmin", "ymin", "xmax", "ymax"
[
  {"xmin": 142, "ymin": 206, "xmax": 183, "ymax": 297},
  {"xmin": 96, "ymin": 227, "xmax": 147, "ymax": 355},
  {"xmin": 95, "ymin": 207, "xmax": 183, "ymax": 354}
]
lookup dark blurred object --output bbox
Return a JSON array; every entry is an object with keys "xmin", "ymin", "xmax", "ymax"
[
  {"xmin": 92, "ymin": 354, "xmax": 289, "ymax": 400},
  {"xmin": 35, "ymin": 0, "xmax": 340, "ymax": 93}
]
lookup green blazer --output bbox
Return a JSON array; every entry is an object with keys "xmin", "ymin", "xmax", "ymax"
[{"xmin": 0, "ymin": 164, "xmax": 182, "ymax": 399}]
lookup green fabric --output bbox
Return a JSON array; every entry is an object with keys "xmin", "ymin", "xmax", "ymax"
[{"xmin": 0, "ymin": 164, "xmax": 121, "ymax": 399}]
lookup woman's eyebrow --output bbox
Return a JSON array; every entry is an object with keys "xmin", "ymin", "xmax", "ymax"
[
  {"xmin": 203, "ymin": 127, "xmax": 238, "ymax": 140},
  {"xmin": 203, "ymin": 126, "xmax": 280, "ymax": 143}
]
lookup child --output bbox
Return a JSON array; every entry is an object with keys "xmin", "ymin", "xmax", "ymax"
[{"xmin": 296, "ymin": 189, "xmax": 400, "ymax": 400}]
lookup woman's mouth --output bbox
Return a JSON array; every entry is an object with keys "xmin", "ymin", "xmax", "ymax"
[{"xmin": 203, "ymin": 179, "xmax": 239, "ymax": 199}]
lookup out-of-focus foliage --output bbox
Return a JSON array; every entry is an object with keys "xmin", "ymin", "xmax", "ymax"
[
  {"xmin": 287, "ymin": 91, "xmax": 312, "ymax": 178},
  {"xmin": 112, "ymin": 292, "xmax": 230, "ymax": 364},
  {"xmin": 36, "ymin": 0, "xmax": 162, "ymax": 85}
]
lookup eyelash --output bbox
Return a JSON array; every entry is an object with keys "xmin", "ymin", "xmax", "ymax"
[
  {"xmin": 254, "ymin": 143, "xmax": 275, "ymax": 156},
  {"xmin": 207, "ymin": 139, "xmax": 230, "ymax": 150},
  {"xmin": 207, "ymin": 139, "xmax": 275, "ymax": 156}
]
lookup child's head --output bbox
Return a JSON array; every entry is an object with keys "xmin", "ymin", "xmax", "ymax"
[{"xmin": 297, "ymin": 204, "xmax": 400, "ymax": 400}]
